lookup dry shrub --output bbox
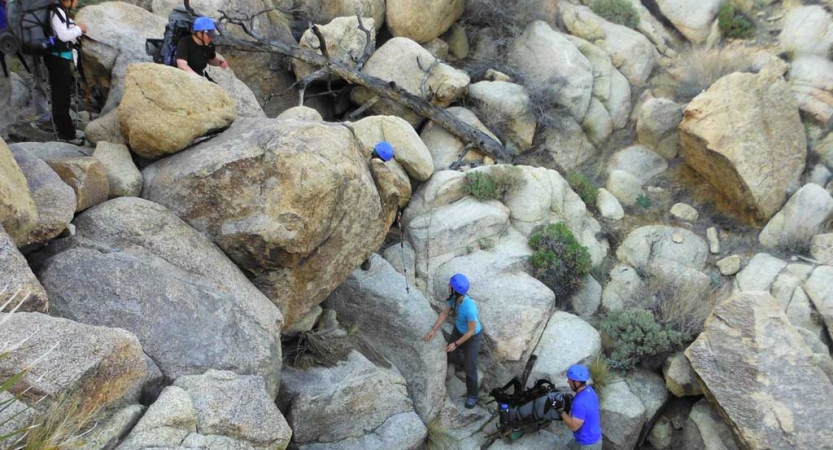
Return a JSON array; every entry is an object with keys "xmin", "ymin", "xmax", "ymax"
[
  {"xmin": 667, "ymin": 47, "xmax": 756, "ymax": 102},
  {"xmin": 632, "ymin": 273, "xmax": 726, "ymax": 339},
  {"xmin": 589, "ymin": 354, "xmax": 611, "ymax": 390},
  {"xmin": 21, "ymin": 392, "xmax": 103, "ymax": 450},
  {"xmin": 426, "ymin": 416, "xmax": 456, "ymax": 450},
  {"xmin": 283, "ymin": 329, "xmax": 389, "ymax": 370}
]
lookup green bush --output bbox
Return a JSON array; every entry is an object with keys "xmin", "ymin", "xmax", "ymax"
[
  {"xmin": 636, "ymin": 194, "xmax": 651, "ymax": 210},
  {"xmin": 567, "ymin": 173, "xmax": 599, "ymax": 208},
  {"xmin": 528, "ymin": 223, "xmax": 592, "ymax": 301},
  {"xmin": 591, "ymin": 0, "xmax": 640, "ymax": 29},
  {"xmin": 600, "ymin": 309, "xmax": 686, "ymax": 371},
  {"xmin": 718, "ymin": 3, "xmax": 755, "ymax": 39},
  {"xmin": 465, "ymin": 170, "xmax": 518, "ymax": 201}
]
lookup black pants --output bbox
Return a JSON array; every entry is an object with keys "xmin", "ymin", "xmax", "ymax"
[
  {"xmin": 43, "ymin": 54, "xmax": 76, "ymax": 140},
  {"xmin": 448, "ymin": 328, "xmax": 483, "ymax": 398}
]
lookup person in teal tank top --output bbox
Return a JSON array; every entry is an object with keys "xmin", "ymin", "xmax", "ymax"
[{"xmin": 424, "ymin": 273, "xmax": 483, "ymax": 409}]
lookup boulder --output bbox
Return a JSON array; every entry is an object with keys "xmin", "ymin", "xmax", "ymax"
[
  {"xmin": 327, "ymin": 255, "xmax": 446, "ymax": 421},
  {"xmin": 92, "ymin": 142, "xmax": 143, "ymax": 198},
  {"xmin": 142, "ymin": 118, "xmax": 395, "ymax": 328},
  {"xmin": 571, "ymin": 275, "xmax": 602, "ymax": 318},
  {"xmin": 386, "ymin": 0, "xmax": 464, "ymax": 43},
  {"xmin": 759, "ymin": 184, "xmax": 833, "ymax": 249},
  {"xmin": 8, "ymin": 146, "xmax": 75, "ymax": 246},
  {"xmin": 685, "ymin": 399, "xmax": 740, "ymax": 450},
  {"xmin": 84, "ymin": 109, "xmax": 125, "ymax": 145},
  {"xmin": 637, "ymin": 98, "xmax": 683, "ymax": 159},
  {"xmin": 279, "ymin": 352, "xmax": 426, "ymax": 449},
  {"xmin": 670, "ymin": 203, "xmax": 699, "ymax": 222},
  {"xmin": 0, "ymin": 227, "xmax": 48, "ymax": 312},
  {"xmin": 597, "ymin": 188, "xmax": 624, "ymax": 220},
  {"xmin": 119, "ymin": 63, "xmax": 237, "ymax": 159},
  {"xmin": 607, "ymin": 146, "xmax": 668, "ymax": 185},
  {"xmin": 566, "ymin": 34, "xmax": 632, "ymax": 130},
  {"xmin": 348, "ymin": 115, "xmax": 435, "ymax": 180},
  {"xmin": 351, "ymin": 37, "xmax": 470, "ymax": 125},
  {"xmin": 76, "ymin": 2, "xmax": 166, "ymax": 112},
  {"xmin": 45, "ymin": 156, "xmax": 110, "ymax": 213},
  {"xmin": 468, "ymin": 81, "xmax": 537, "ymax": 152},
  {"xmin": 174, "ymin": 370, "xmax": 292, "ymax": 449},
  {"xmin": 0, "ymin": 138, "xmax": 38, "ymax": 246},
  {"xmin": 528, "ymin": 312, "xmax": 601, "ymax": 391},
  {"xmin": 276, "ymin": 106, "xmax": 324, "ymax": 121},
  {"xmin": 601, "ymin": 263, "xmax": 644, "ymax": 311},
  {"xmin": 31, "ymin": 198, "xmax": 284, "ymax": 397},
  {"xmin": 811, "ymin": 233, "xmax": 833, "ymax": 264},
  {"xmin": 294, "ymin": 16, "xmax": 376, "ymax": 81},
  {"xmin": 74, "ymin": 404, "xmax": 145, "ymax": 450},
  {"xmin": 625, "ymin": 370, "xmax": 669, "ymax": 421},
  {"xmin": 789, "ymin": 56, "xmax": 833, "ymax": 126},
  {"xmin": 507, "ymin": 21, "xmax": 593, "ymax": 122},
  {"xmin": 562, "ymin": 5, "xmax": 658, "ymax": 87},
  {"xmin": 735, "ymin": 253, "xmax": 786, "ymax": 292},
  {"xmin": 582, "ymin": 98, "xmax": 614, "ymax": 146},
  {"xmin": 685, "ymin": 291, "xmax": 833, "ymax": 450},
  {"xmin": 606, "ymin": 170, "xmax": 642, "ymax": 207},
  {"xmin": 707, "ymin": 227, "xmax": 720, "ymax": 254},
  {"xmin": 0, "ymin": 312, "xmax": 146, "ymax": 410},
  {"xmin": 541, "ymin": 115, "xmax": 597, "ymax": 171},
  {"xmin": 205, "ymin": 65, "xmax": 267, "ymax": 118},
  {"xmin": 419, "ymin": 107, "xmax": 496, "ymax": 171},
  {"xmin": 779, "ymin": 6, "xmax": 833, "ymax": 58},
  {"xmin": 663, "ymin": 352, "xmax": 701, "ymax": 397},
  {"xmin": 116, "ymin": 386, "xmax": 197, "ymax": 450},
  {"xmin": 616, "ymin": 226, "xmax": 708, "ymax": 279},
  {"xmin": 600, "ymin": 379, "xmax": 646, "ymax": 450},
  {"xmin": 371, "ymin": 158, "xmax": 412, "ymax": 209},
  {"xmin": 654, "ymin": 0, "xmax": 723, "ymax": 43},
  {"xmin": 680, "ymin": 72, "xmax": 806, "ymax": 223},
  {"xmin": 805, "ymin": 266, "xmax": 833, "ymax": 337},
  {"xmin": 716, "ymin": 255, "xmax": 741, "ymax": 276},
  {"xmin": 313, "ymin": 0, "xmax": 386, "ymax": 30}
]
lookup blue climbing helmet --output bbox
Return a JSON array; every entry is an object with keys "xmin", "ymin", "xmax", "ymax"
[
  {"xmin": 449, "ymin": 273, "xmax": 470, "ymax": 295},
  {"xmin": 374, "ymin": 141, "xmax": 394, "ymax": 162},
  {"xmin": 193, "ymin": 16, "xmax": 217, "ymax": 32},
  {"xmin": 567, "ymin": 364, "xmax": 590, "ymax": 382}
]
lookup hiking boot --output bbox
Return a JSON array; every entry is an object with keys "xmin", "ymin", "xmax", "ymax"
[
  {"xmin": 59, "ymin": 136, "xmax": 86, "ymax": 146},
  {"xmin": 30, "ymin": 120, "xmax": 53, "ymax": 132},
  {"xmin": 465, "ymin": 396, "xmax": 478, "ymax": 409}
]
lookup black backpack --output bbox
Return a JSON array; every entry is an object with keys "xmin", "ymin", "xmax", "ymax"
[
  {"xmin": 4, "ymin": 0, "xmax": 61, "ymax": 55},
  {"xmin": 146, "ymin": 3, "xmax": 196, "ymax": 67}
]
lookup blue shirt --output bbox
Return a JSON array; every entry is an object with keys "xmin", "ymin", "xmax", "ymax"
[
  {"xmin": 447, "ymin": 295, "xmax": 482, "ymax": 335},
  {"xmin": 570, "ymin": 386, "xmax": 602, "ymax": 445}
]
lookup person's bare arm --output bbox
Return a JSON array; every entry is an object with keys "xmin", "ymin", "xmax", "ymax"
[
  {"xmin": 176, "ymin": 59, "xmax": 196, "ymax": 74},
  {"xmin": 208, "ymin": 55, "xmax": 229, "ymax": 69},
  {"xmin": 424, "ymin": 305, "xmax": 451, "ymax": 342},
  {"xmin": 561, "ymin": 412, "xmax": 585, "ymax": 432},
  {"xmin": 446, "ymin": 320, "xmax": 476, "ymax": 351}
]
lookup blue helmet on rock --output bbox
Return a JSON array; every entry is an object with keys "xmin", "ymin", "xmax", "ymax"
[
  {"xmin": 374, "ymin": 141, "xmax": 394, "ymax": 162},
  {"xmin": 567, "ymin": 364, "xmax": 590, "ymax": 382},
  {"xmin": 449, "ymin": 273, "xmax": 470, "ymax": 295},
  {"xmin": 193, "ymin": 17, "xmax": 217, "ymax": 32}
]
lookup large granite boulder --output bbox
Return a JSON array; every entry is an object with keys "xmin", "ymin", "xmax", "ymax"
[
  {"xmin": 527, "ymin": 312, "xmax": 601, "ymax": 391},
  {"xmin": 779, "ymin": 6, "xmax": 833, "ymax": 58},
  {"xmin": 0, "ymin": 312, "xmax": 146, "ymax": 410},
  {"xmin": 759, "ymin": 183, "xmax": 833, "ymax": 249},
  {"xmin": 313, "ymin": 0, "xmax": 386, "ymax": 30},
  {"xmin": 600, "ymin": 379, "xmax": 647, "ymax": 450},
  {"xmin": 8, "ymin": 145, "xmax": 75, "ymax": 246},
  {"xmin": 805, "ymin": 266, "xmax": 833, "ymax": 337},
  {"xmin": 31, "ymin": 198, "xmax": 284, "ymax": 397},
  {"xmin": 637, "ymin": 98, "xmax": 683, "ymax": 159},
  {"xmin": 680, "ymin": 72, "xmax": 806, "ymax": 223},
  {"xmin": 788, "ymin": 56, "xmax": 833, "ymax": 126},
  {"xmin": 348, "ymin": 115, "xmax": 435, "ymax": 181},
  {"xmin": 685, "ymin": 291, "xmax": 833, "ymax": 449},
  {"xmin": 294, "ymin": 16, "xmax": 376, "ymax": 81},
  {"xmin": 279, "ymin": 351, "xmax": 427, "ymax": 449},
  {"xmin": 0, "ymin": 138, "xmax": 38, "ymax": 245},
  {"xmin": 326, "ymin": 255, "xmax": 447, "ymax": 422},
  {"xmin": 351, "ymin": 37, "xmax": 470, "ymax": 125},
  {"xmin": 654, "ymin": 0, "xmax": 723, "ymax": 43},
  {"xmin": 419, "ymin": 107, "xmax": 498, "ymax": 171},
  {"xmin": 468, "ymin": 81, "xmax": 537, "ymax": 152},
  {"xmin": 0, "ymin": 226, "xmax": 48, "ymax": 312},
  {"xmin": 386, "ymin": 0, "xmax": 464, "ymax": 43},
  {"xmin": 616, "ymin": 226, "xmax": 709, "ymax": 280},
  {"xmin": 119, "ymin": 63, "xmax": 237, "ymax": 159},
  {"xmin": 607, "ymin": 145, "xmax": 668, "ymax": 185},
  {"xmin": 684, "ymin": 399, "xmax": 741, "ymax": 450},
  {"xmin": 142, "ymin": 118, "xmax": 396, "ymax": 328},
  {"xmin": 92, "ymin": 142, "xmax": 143, "ymax": 198}
]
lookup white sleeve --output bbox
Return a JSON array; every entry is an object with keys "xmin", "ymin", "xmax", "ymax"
[{"xmin": 51, "ymin": 10, "xmax": 82, "ymax": 43}]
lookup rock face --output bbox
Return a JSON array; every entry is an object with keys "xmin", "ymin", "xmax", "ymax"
[
  {"xmin": 637, "ymin": 98, "xmax": 683, "ymax": 159},
  {"xmin": 76, "ymin": 2, "xmax": 166, "ymax": 112},
  {"xmin": 294, "ymin": 16, "xmax": 376, "ymax": 81},
  {"xmin": 142, "ymin": 118, "xmax": 396, "ymax": 328},
  {"xmin": 119, "ymin": 63, "xmax": 237, "ymax": 159},
  {"xmin": 205, "ymin": 65, "xmax": 267, "ymax": 119},
  {"xmin": 386, "ymin": 0, "xmax": 464, "ymax": 43},
  {"xmin": 0, "ymin": 312, "xmax": 146, "ymax": 410},
  {"xmin": 468, "ymin": 81, "xmax": 537, "ymax": 152},
  {"xmin": 348, "ymin": 115, "xmax": 435, "ymax": 181},
  {"xmin": 326, "ymin": 255, "xmax": 446, "ymax": 422},
  {"xmin": 805, "ymin": 266, "xmax": 833, "ymax": 337},
  {"xmin": 528, "ymin": 312, "xmax": 601, "ymax": 391},
  {"xmin": 85, "ymin": 109, "xmax": 125, "ymax": 145},
  {"xmin": 8, "ymin": 146, "xmax": 76, "ymax": 246},
  {"xmin": 779, "ymin": 6, "xmax": 833, "ymax": 58},
  {"xmin": 759, "ymin": 182, "xmax": 833, "ymax": 249},
  {"xmin": 685, "ymin": 399, "xmax": 741, "ymax": 450},
  {"xmin": 507, "ymin": 21, "xmax": 593, "ymax": 122},
  {"xmin": 420, "ymin": 107, "xmax": 497, "ymax": 170},
  {"xmin": 607, "ymin": 145, "xmax": 668, "ymax": 185},
  {"xmin": 315, "ymin": 0, "xmax": 386, "ymax": 30},
  {"xmin": 600, "ymin": 379, "xmax": 647, "ymax": 450},
  {"xmin": 663, "ymin": 352, "xmax": 701, "ymax": 397},
  {"xmin": 788, "ymin": 56, "xmax": 833, "ymax": 126},
  {"xmin": 655, "ymin": 0, "xmax": 723, "ymax": 43},
  {"xmin": 45, "ymin": 157, "xmax": 111, "ymax": 213},
  {"xmin": 279, "ymin": 351, "xmax": 427, "ymax": 449},
  {"xmin": 686, "ymin": 291, "xmax": 833, "ymax": 450},
  {"xmin": 92, "ymin": 142, "xmax": 143, "ymax": 198},
  {"xmin": 680, "ymin": 72, "xmax": 806, "ymax": 223},
  {"xmin": 811, "ymin": 233, "xmax": 833, "ymax": 264},
  {"xmin": 351, "ymin": 37, "xmax": 470, "ymax": 125},
  {"xmin": 0, "ymin": 138, "xmax": 38, "ymax": 245},
  {"xmin": 31, "ymin": 198, "xmax": 284, "ymax": 397},
  {"xmin": 616, "ymin": 226, "xmax": 708, "ymax": 280},
  {"xmin": 0, "ymin": 227, "xmax": 48, "ymax": 312}
]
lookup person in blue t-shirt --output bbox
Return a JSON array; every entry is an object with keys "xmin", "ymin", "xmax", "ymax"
[
  {"xmin": 424, "ymin": 273, "xmax": 483, "ymax": 409},
  {"xmin": 559, "ymin": 364, "xmax": 602, "ymax": 449}
]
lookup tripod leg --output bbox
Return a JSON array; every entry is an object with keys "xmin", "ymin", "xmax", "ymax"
[
  {"xmin": 0, "ymin": 54, "xmax": 8, "ymax": 77},
  {"xmin": 16, "ymin": 52, "xmax": 31, "ymax": 73}
]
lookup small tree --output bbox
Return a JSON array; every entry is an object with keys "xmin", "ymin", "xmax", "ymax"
[{"xmin": 528, "ymin": 223, "xmax": 592, "ymax": 302}]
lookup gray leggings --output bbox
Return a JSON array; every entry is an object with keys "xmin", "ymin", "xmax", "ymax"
[
  {"xmin": 448, "ymin": 328, "xmax": 482, "ymax": 398},
  {"xmin": 567, "ymin": 439, "xmax": 602, "ymax": 450}
]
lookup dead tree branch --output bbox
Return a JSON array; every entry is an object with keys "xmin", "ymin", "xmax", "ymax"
[{"xmin": 216, "ymin": 9, "xmax": 511, "ymax": 162}]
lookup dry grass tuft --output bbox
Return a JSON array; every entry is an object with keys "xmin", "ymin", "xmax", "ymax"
[{"xmin": 664, "ymin": 47, "xmax": 756, "ymax": 102}]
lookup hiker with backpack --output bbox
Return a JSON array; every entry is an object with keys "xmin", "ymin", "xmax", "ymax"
[
  {"xmin": 424, "ymin": 273, "xmax": 484, "ymax": 409},
  {"xmin": 44, "ymin": 0, "xmax": 86, "ymax": 145},
  {"xmin": 176, "ymin": 16, "xmax": 228, "ymax": 78}
]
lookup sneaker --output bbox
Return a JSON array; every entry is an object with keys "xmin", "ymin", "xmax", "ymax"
[
  {"xmin": 465, "ymin": 396, "xmax": 478, "ymax": 409},
  {"xmin": 30, "ymin": 120, "xmax": 53, "ymax": 132},
  {"xmin": 59, "ymin": 136, "xmax": 86, "ymax": 146},
  {"xmin": 75, "ymin": 130, "xmax": 86, "ymax": 139}
]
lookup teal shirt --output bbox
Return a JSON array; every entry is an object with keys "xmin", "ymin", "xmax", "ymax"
[
  {"xmin": 447, "ymin": 295, "xmax": 482, "ymax": 335},
  {"xmin": 51, "ymin": 51, "xmax": 72, "ymax": 60}
]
